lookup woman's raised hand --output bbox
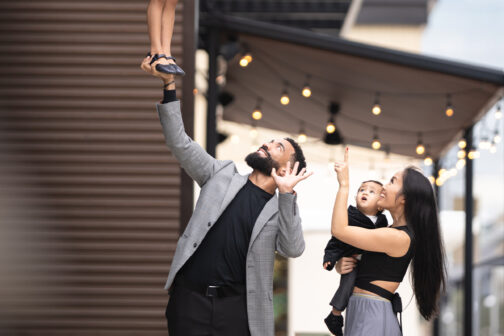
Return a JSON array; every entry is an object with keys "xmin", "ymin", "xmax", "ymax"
[{"xmin": 333, "ymin": 147, "xmax": 349, "ymax": 188}]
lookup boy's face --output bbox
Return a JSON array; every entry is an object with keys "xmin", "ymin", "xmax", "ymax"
[{"xmin": 356, "ymin": 182, "xmax": 383, "ymax": 215}]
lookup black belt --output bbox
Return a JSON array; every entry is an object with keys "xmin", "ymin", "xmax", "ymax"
[
  {"xmin": 174, "ymin": 276, "xmax": 246, "ymax": 298},
  {"xmin": 355, "ymin": 280, "xmax": 403, "ymax": 334}
]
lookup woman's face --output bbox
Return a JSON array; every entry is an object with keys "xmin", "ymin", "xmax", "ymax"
[{"xmin": 377, "ymin": 170, "xmax": 405, "ymax": 210}]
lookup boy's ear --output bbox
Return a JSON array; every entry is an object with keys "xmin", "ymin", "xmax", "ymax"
[{"xmin": 377, "ymin": 206, "xmax": 384, "ymax": 212}]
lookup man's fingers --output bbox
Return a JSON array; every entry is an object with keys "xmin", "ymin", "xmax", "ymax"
[
  {"xmin": 271, "ymin": 167, "xmax": 278, "ymax": 178},
  {"xmin": 292, "ymin": 161, "xmax": 299, "ymax": 175},
  {"xmin": 297, "ymin": 171, "xmax": 314, "ymax": 181},
  {"xmin": 344, "ymin": 146, "xmax": 349, "ymax": 162},
  {"xmin": 285, "ymin": 161, "xmax": 291, "ymax": 174}
]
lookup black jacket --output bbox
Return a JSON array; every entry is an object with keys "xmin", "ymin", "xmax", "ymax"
[{"xmin": 323, "ymin": 205, "xmax": 388, "ymax": 271}]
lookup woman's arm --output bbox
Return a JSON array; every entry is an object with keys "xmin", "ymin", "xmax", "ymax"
[{"xmin": 331, "ymin": 148, "xmax": 409, "ymax": 257}]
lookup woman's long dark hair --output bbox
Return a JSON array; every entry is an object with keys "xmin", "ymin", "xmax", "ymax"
[{"xmin": 402, "ymin": 166, "xmax": 446, "ymax": 320}]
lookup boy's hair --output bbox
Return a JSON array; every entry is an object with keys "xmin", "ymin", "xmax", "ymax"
[{"xmin": 360, "ymin": 180, "xmax": 383, "ymax": 187}]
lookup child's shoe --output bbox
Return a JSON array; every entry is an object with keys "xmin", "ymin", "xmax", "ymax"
[{"xmin": 324, "ymin": 311, "xmax": 344, "ymax": 336}]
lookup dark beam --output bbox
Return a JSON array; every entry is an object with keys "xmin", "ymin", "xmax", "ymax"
[
  {"xmin": 203, "ymin": 0, "xmax": 351, "ymax": 13},
  {"xmin": 206, "ymin": 27, "xmax": 219, "ymax": 157},
  {"xmin": 464, "ymin": 126, "xmax": 474, "ymax": 336}
]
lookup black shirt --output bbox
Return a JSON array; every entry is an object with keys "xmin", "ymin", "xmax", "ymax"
[{"xmin": 177, "ymin": 179, "xmax": 274, "ymax": 287}]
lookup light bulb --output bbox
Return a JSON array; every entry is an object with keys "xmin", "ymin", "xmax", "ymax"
[
  {"xmin": 243, "ymin": 53, "xmax": 253, "ymax": 63},
  {"xmin": 456, "ymin": 159, "xmax": 466, "ymax": 170},
  {"xmin": 326, "ymin": 122, "xmax": 336, "ymax": 134},
  {"xmin": 280, "ymin": 93, "xmax": 290, "ymax": 105},
  {"xmin": 252, "ymin": 110, "xmax": 262, "ymax": 120},
  {"xmin": 435, "ymin": 177, "xmax": 443, "ymax": 187},
  {"xmin": 372, "ymin": 139, "xmax": 381, "ymax": 150},
  {"xmin": 494, "ymin": 133, "xmax": 501, "ymax": 144},
  {"xmin": 490, "ymin": 142, "xmax": 497, "ymax": 153},
  {"xmin": 372, "ymin": 104, "xmax": 381, "ymax": 116},
  {"xmin": 428, "ymin": 176, "xmax": 435, "ymax": 184},
  {"xmin": 439, "ymin": 168, "xmax": 447, "ymax": 176},
  {"xmin": 468, "ymin": 149, "xmax": 479, "ymax": 160},
  {"xmin": 445, "ymin": 106, "xmax": 454, "ymax": 117},
  {"xmin": 249, "ymin": 128, "xmax": 258, "ymax": 138},
  {"xmin": 457, "ymin": 149, "xmax": 466, "ymax": 159},
  {"xmin": 298, "ymin": 133, "xmax": 307, "ymax": 143},
  {"xmin": 424, "ymin": 156, "xmax": 433, "ymax": 166},
  {"xmin": 239, "ymin": 57, "xmax": 249, "ymax": 67},
  {"xmin": 416, "ymin": 144, "xmax": 425, "ymax": 155},
  {"xmin": 496, "ymin": 105, "xmax": 502, "ymax": 120},
  {"xmin": 458, "ymin": 139, "xmax": 467, "ymax": 149},
  {"xmin": 302, "ymin": 86, "xmax": 312, "ymax": 98}
]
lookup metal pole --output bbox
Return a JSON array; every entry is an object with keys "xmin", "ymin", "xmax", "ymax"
[
  {"xmin": 206, "ymin": 27, "xmax": 219, "ymax": 157},
  {"xmin": 464, "ymin": 126, "xmax": 474, "ymax": 336},
  {"xmin": 433, "ymin": 159, "xmax": 440, "ymax": 336}
]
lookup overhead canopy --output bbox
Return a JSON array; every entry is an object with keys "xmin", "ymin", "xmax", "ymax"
[{"xmin": 202, "ymin": 15, "xmax": 504, "ymax": 159}]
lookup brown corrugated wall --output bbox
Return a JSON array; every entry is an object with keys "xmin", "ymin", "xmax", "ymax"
[{"xmin": 0, "ymin": 0, "xmax": 194, "ymax": 334}]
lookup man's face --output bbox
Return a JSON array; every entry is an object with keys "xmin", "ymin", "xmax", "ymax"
[
  {"xmin": 356, "ymin": 182, "xmax": 383, "ymax": 215},
  {"xmin": 245, "ymin": 139, "xmax": 295, "ymax": 175}
]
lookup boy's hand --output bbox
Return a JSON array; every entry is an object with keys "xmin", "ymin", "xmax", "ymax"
[
  {"xmin": 323, "ymin": 261, "xmax": 331, "ymax": 269},
  {"xmin": 333, "ymin": 147, "xmax": 349, "ymax": 188},
  {"xmin": 335, "ymin": 255, "xmax": 358, "ymax": 274}
]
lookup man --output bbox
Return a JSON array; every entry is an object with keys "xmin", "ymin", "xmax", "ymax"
[{"xmin": 143, "ymin": 56, "xmax": 312, "ymax": 336}]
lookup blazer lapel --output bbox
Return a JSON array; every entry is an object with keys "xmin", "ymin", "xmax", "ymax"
[
  {"xmin": 217, "ymin": 173, "xmax": 249, "ymax": 216},
  {"xmin": 248, "ymin": 195, "xmax": 278, "ymax": 250}
]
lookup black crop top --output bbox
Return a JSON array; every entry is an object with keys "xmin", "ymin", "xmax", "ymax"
[{"xmin": 355, "ymin": 226, "xmax": 414, "ymax": 284}]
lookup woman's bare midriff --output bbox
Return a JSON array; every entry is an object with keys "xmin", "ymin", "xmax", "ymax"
[{"xmin": 353, "ymin": 280, "xmax": 400, "ymax": 297}]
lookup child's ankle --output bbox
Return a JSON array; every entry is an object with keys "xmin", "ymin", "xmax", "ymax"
[{"xmin": 331, "ymin": 308, "xmax": 342, "ymax": 316}]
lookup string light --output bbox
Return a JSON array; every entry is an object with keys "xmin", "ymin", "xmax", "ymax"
[
  {"xmin": 456, "ymin": 158, "xmax": 466, "ymax": 170},
  {"xmin": 302, "ymin": 75, "xmax": 312, "ymax": 98},
  {"xmin": 371, "ymin": 127, "xmax": 381, "ymax": 150},
  {"xmin": 458, "ymin": 139, "xmax": 467, "ymax": 149},
  {"xmin": 435, "ymin": 177, "xmax": 443, "ymax": 187},
  {"xmin": 372, "ymin": 92, "xmax": 381, "ymax": 116},
  {"xmin": 478, "ymin": 136, "xmax": 491, "ymax": 150},
  {"xmin": 424, "ymin": 155, "xmax": 433, "ymax": 166},
  {"xmin": 297, "ymin": 123, "xmax": 307, "ymax": 143},
  {"xmin": 428, "ymin": 176, "xmax": 435, "ymax": 184},
  {"xmin": 416, "ymin": 133, "xmax": 425, "ymax": 155},
  {"xmin": 445, "ymin": 94, "xmax": 454, "ymax": 117},
  {"xmin": 239, "ymin": 52, "xmax": 253, "ymax": 67},
  {"xmin": 489, "ymin": 141, "xmax": 497, "ymax": 153},
  {"xmin": 467, "ymin": 147, "xmax": 479, "ymax": 160},
  {"xmin": 251, "ymin": 98, "xmax": 263, "ymax": 120},
  {"xmin": 280, "ymin": 83, "xmax": 290, "ymax": 105},
  {"xmin": 439, "ymin": 168, "xmax": 447, "ymax": 177},
  {"xmin": 326, "ymin": 119, "xmax": 336, "ymax": 134},
  {"xmin": 494, "ymin": 129, "xmax": 501, "ymax": 144},
  {"xmin": 457, "ymin": 149, "xmax": 466, "ymax": 159},
  {"xmin": 496, "ymin": 103, "xmax": 502, "ymax": 120}
]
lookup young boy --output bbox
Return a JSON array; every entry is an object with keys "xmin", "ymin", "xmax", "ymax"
[{"xmin": 323, "ymin": 180, "xmax": 388, "ymax": 336}]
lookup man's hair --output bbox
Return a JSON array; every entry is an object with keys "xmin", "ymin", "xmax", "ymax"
[
  {"xmin": 360, "ymin": 180, "xmax": 383, "ymax": 187},
  {"xmin": 284, "ymin": 137, "xmax": 306, "ymax": 174}
]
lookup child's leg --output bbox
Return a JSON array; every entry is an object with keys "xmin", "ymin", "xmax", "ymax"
[
  {"xmin": 160, "ymin": 0, "xmax": 178, "ymax": 64},
  {"xmin": 147, "ymin": 0, "xmax": 165, "ymax": 55},
  {"xmin": 330, "ymin": 266, "xmax": 358, "ymax": 312}
]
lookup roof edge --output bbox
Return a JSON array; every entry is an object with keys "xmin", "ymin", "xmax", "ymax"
[{"xmin": 201, "ymin": 14, "xmax": 504, "ymax": 86}]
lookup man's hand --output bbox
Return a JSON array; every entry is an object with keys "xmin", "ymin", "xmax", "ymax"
[
  {"xmin": 333, "ymin": 147, "xmax": 349, "ymax": 188},
  {"xmin": 271, "ymin": 161, "xmax": 313, "ymax": 193},
  {"xmin": 323, "ymin": 261, "xmax": 331, "ymax": 270},
  {"xmin": 335, "ymin": 255, "xmax": 358, "ymax": 274},
  {"xmin": 140, "ymin": 55, "xmax": 176, "ymax": 89}
]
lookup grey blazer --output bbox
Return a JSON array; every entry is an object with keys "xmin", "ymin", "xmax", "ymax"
[{"xmin": 157, "ymin": 101, "xmax": 305, "ymax": 336}]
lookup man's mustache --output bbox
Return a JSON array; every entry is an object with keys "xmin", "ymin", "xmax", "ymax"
[{"xmin": 259, "ymin": 145, "xmax": 271, "ymax": 159}]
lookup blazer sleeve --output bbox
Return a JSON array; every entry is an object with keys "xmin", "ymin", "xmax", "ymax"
[
  {"xmin": 275, "ymin": 192, "xmax": 305, "ymax": 258},
  {"xmin": 323, "ymin": 237, "xmax": 343, "ymax": 270},
  {"xmin": 157, "ymin": 101, "xmax": 226, "ymax": 187}
]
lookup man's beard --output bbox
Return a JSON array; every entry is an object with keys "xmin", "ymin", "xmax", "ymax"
[{"xmin": 245, "ymin": 146, "xmax": 280, "ymax": 175}]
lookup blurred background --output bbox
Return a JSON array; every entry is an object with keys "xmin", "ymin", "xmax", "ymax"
[{"xmin": 0, "ymin": 0, "xmax": 502, "ymax": 335}]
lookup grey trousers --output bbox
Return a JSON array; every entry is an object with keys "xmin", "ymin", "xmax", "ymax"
[
  {"xmin": 330, "ymin": 266, "xmax": 358, "ymax": 311},
  {"xmin": 344, "ymin": 294, "xmax": 402, "ymax": 336}
]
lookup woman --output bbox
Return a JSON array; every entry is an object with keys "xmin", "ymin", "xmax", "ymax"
[{"xmin": 332, "ymin": 148, "xmax": 446, "ymax": 335}]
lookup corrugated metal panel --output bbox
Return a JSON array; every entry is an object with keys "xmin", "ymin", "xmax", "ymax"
[{"xmin": 0, "ymin": 0, "xmax": 188, "ymax": 334}]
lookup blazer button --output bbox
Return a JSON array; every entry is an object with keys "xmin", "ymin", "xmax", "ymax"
[
  {"xmin": 193, "ymin": 243, "xmax": 197, "ymax": 248},
  {"xmin": 207, "ymin": 222, "xmax": 211, "ymax": 227}
]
